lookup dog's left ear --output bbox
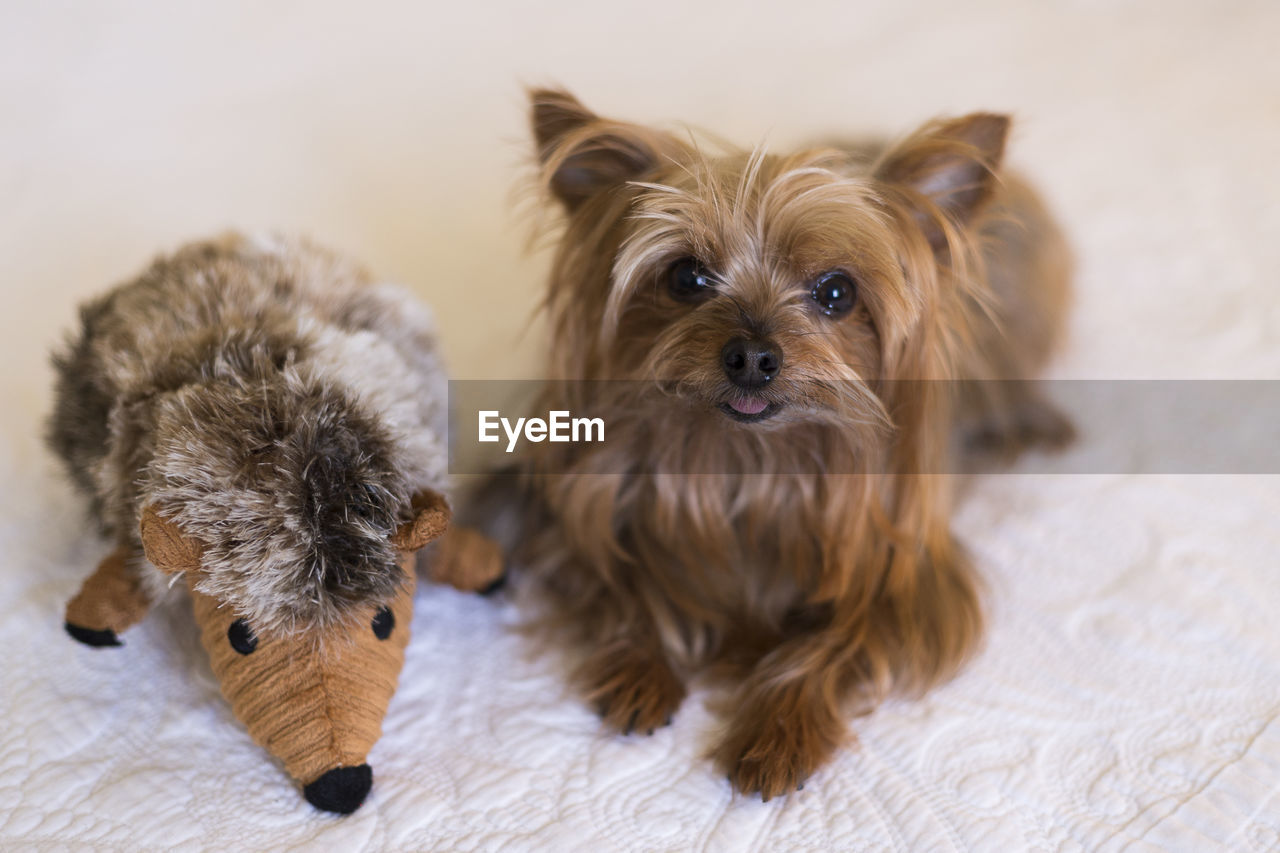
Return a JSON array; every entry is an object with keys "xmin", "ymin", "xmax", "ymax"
[
  {"xmin": 875, "ymin": 113, "xmax": 1010, "ymax": 247},
  {"xmin": 529, "ymin": 87, "xmax": 662, "ymax": 212}
]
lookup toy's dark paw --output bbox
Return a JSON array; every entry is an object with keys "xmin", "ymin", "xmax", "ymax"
[
  {"xmin": 304, "ymin": 764, "xmax": 372, "ymax": 815},
  {"xmin": 65, "ymin": 622, "xmax": 121, "ymax": 647},
  {"xmin": 479, "ymin": 573, "xmax": 508, "ymax": 596}
]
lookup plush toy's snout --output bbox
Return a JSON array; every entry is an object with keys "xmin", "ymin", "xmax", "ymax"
[
  {"xmin": 128, "ymin": 490, "xmax": 492, "ymax": 814},
  {"xmin": 188, "ymin": 568, "xmax": 416, "ymax": 814}
]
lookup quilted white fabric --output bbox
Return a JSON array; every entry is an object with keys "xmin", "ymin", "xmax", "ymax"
[
  {"xmin": 2, "ymin": 0, "xmax": 1278, "ymax": 850},
  {"xmin": 5, "ymin": 463, "xmax": 1280, "ymax": 851}
]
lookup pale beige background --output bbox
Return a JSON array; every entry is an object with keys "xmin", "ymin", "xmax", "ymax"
[
  {"xmin": 4, "ymin": 3, "xmax": 1280, "ymax": 849},
  {"xmin": 3, "ymin": 2, "xmax": 1277, "ymax": 435}
]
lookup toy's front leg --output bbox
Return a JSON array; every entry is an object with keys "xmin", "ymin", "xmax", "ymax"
[
  {"xmin": 65, "ymin": 546, "xmax": 150, "ymax": 646},
  {"xmin": 426, "ymin": 525, "xmax": 506, "ymax": 594}
]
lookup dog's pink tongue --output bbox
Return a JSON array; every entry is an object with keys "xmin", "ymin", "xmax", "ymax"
[{"xmin": 728, "ymin": 396, "xmax": 768, "ymax": 415}]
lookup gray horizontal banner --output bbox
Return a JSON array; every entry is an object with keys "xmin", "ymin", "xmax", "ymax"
[{"xmin": 447, "ymin": 380, "xmax": 1280, "ymax": 475}]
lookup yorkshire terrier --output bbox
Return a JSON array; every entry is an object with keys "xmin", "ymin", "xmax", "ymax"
[{"xmin": 503, "ymin": 88, "xmax": 1072, "ymax": 800}]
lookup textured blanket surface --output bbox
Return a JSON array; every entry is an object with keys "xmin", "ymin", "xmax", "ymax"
[{"xmin": 1, "ymin": 1, "xmax": 1277, "ymax": 850}]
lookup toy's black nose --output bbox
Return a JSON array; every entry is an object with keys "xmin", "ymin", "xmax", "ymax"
[
  {"xmin": 721, "ymin": 337, "xmax": 782, "ymax": 388},
  {"xmin": 303, "ymin": 764, "xmax": 372, "ymax": 814}
]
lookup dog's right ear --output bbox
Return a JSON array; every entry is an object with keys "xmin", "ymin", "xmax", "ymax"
[
  {"xmin": 529, "ymin": 88, "xmax": 660, "ymax": 211},
  {"xmin": 874, "ymin": 113, "xmax": 1010, "ymax": 251}
]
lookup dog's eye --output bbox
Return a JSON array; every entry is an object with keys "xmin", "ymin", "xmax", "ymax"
[
  {"xmin": 228, "ymin": 618, "xmax": 258, "ymax": 655},
  {"xmin": 668, "ymin": 258, "xmax": 715, "ymax": 303},
  {"xmin": 811, "ymin": 271, "xmax": 857, "ymax": 317}
]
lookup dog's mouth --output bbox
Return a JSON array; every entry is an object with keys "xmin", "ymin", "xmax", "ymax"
[{"xmin": 718, "ymin": 395, "xmax": 782, "ymax": 423}]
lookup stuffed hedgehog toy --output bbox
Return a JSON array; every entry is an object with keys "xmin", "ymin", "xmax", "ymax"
[{"xmin": 47, "ymin": 233, "xmax": 504, "ymax": 814}]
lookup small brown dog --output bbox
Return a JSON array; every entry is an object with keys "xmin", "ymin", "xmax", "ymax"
[{"xmin": 507, "ymin": 88, "xmax": 1072, "ymax": 799}]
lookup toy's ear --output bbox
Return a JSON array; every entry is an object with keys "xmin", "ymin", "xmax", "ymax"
[
  {"xmin": 139, "ymin": 504, "xmax": 204, "ymax": 575},
  {"xmin": 875, "ymin": 112, "xmax": 1010, "ymax": 249},
  {"xmin": 530, "ymin": 87, "xmax": 662, "ymax": 212},
  {"xmin": 391, "ymin": 489, "xmax": 452, "ymax": 552}
]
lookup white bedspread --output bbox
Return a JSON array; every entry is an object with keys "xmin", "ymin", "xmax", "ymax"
[{"xmin": 2, "ymin": 0, "xmax": 1277, "ymax": 850}]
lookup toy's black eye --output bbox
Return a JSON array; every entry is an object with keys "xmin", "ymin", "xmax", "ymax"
[
  {"xmin": 811, "ymin": 271, "xmax": 857, "ymax": 317},
  {"xmin": 372, "ymin": 607, "xmax": 394, "ymax": 640},
  {"xmin": 668, "ymin": 258, "xmax": 715, "ymax": 303},
  {"xmin": 228, "ymin": 619, "xmax": 257, "ymax": 655}
]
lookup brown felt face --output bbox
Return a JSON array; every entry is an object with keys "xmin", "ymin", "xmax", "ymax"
[
  {"xmin": 139, "ymin": 492, "xmax": 448, "ymax": 785},
  {"xmin": 188, "ymin": 565, "xmax": 416, "ymax": 786}
]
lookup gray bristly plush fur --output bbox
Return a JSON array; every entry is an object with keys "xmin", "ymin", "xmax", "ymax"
[{"xmin": 47, "ymin": 233, "xmax": 449, "ymax": 636}]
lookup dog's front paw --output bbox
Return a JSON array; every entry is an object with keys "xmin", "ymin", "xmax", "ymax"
[
  {"xmin": 715, "ymin": 697, "xmax": 843, "ymax": 801},
  {"xmin": 580, "ymin": 645, "xmax": 685, "ymax": 736}
]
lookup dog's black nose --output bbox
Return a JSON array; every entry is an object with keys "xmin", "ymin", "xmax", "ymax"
[
  {"xmin": 721, "ymin": 337, "xmax": 782, "ymax": 388},
  {"xmin": 303, "ymin": 764, "xmax": 373, "ymax": 814}
]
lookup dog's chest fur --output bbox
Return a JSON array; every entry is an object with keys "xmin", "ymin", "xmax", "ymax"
[{"xmin": 592, "ymin": 422, "xmax": 871, "ymax": 639}]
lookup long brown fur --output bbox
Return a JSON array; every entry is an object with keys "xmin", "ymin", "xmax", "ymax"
[{"xmin": 509, "ymin": 89, "xmax": 1072, "ymax": 799}]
